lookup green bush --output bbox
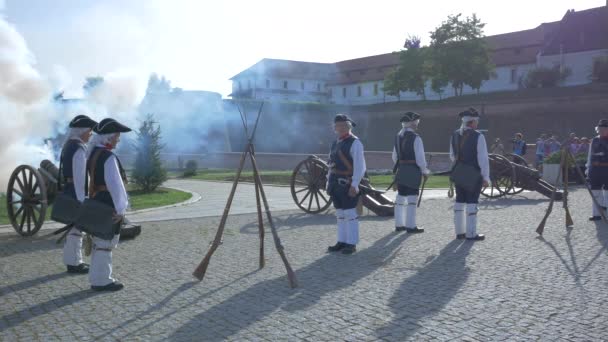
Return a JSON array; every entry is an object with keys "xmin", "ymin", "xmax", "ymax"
[
  {"xmin": 131, "ymin": 114, "xmax": 168, "ymax": 193},
  {"xmin": 591, "ymin": 56, "xmax": 608, "ymax": 83},
  {"xmin": 524, "ymin": 66, "xmax": 571, "ymax": 88},
  {"xmin": 544, "ymin": 151, "xmax": 586, "ymax": 164},
  {"xmin": 183, "ymin": 160, "xmax": 198, "ymax": 177}
]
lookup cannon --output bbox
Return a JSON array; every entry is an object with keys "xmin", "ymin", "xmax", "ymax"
[
  {"xmin": 289, "ymin": 153, "xmax": 563, "ymax": 216},
  {"xmin": 480, "ymin": 154, "xmax": 563, "ymax": 200},
  {"xmin": 5, "ymin": 160, "xmax": 141, "ymax": 238},
  {"xmin": 290, "ymin": 155, "xmax": 394, "ymax": 216}
]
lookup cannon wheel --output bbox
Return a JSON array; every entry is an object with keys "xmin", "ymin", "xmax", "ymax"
[
  {"xmin": 290, "ymin": 156, "xmax": 332, "ymax": 214},
  {"xmin": 482, "ymin": 154, "xmax": 516, "ymax": 198},
  {"xmin": 505, "ymin": 153, "xmax": 526, "ymax": 195},
  {"xmin": 508, "ymin": 153, "xmax": 529, "ymax": 167},
  {"xmin": 6, "ymin": 165, "xmax": 48, "ymax": 236}
]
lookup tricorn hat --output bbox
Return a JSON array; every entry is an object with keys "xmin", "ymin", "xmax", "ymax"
[
  {"xmin": 334, "ymin": 113, "xmax": 356, "ymax": 127},
  {"xmin": 458, "ymin": 107, "xmax": 480, "ymax": 118},
  {"xmin": 94, "ymin": 118, "xmax": 132, "ymax": 134},
  {"xmin": 69, "ymin": 115, "xmax": 97, "ymax": 128},
  {"xmin": 400, "ymin": 111, "xmax": 421, "ymax": 122}
]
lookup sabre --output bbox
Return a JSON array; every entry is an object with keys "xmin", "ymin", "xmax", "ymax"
[
  {"xmin": 417, "ymin": 176, "xmax": 428, "ymax": 207},
  {"xmin": 417, "ymin": 154, "xmax": 433, "ymax": 207}
]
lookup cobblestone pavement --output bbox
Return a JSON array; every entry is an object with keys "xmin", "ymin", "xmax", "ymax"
[{"xmin": 1, "ymin": 188, "xmax": 608, "ymax": 341}]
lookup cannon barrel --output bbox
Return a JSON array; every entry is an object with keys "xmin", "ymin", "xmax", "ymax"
[
  {"xmin": 510, "ymin": 162, "xmax": 563, "ymax": 200},
  {"xmin": 40, "ymin": 159, "xmax": 59, "ymax": 180},
  {"xmin": 38, "ymin": 159, "xmax": 59, "ymax": 202}
]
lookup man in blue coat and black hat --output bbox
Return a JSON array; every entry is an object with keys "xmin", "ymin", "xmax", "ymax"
[{"xmin": 326, "ymin": 114, "xmax": 367, "ymax": 255}]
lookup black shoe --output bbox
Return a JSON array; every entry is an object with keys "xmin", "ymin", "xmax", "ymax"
[
  {"xmin": 466, "ymin": 234, "xmax": 485, "ymax": 241},
  {"xmin": 589, "ymin": 216, "xmax": 602, "ymax": 221},
  {"xmin": 456, "ymin": 234, "xmax": 466, "ymax": 240},
  {"xmin": 327, "ymin": 242, "xmax": 347, "ymax": 252},
  {"xmin": 67, "ymin": 263, "xmax": 89, "ymax": 274},
  {"xmin": 406, "ymin": 227, "xmax": 424, "ymax": 233},
  {"xmin": 395, "ymin": 226, "xmax": 407, "ymax": 232},
  {"xmin": 341, "ymin": 244, "xmax": 356, "ymax": 254},
  {"xmin": 91, "ymin": 281, "xmax": 124, "ymax": 292}
]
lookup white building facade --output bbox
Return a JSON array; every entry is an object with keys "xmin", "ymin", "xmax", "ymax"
[{"xmin": 230, "ymin": 6, "xmax": 608, "ymax": 105}]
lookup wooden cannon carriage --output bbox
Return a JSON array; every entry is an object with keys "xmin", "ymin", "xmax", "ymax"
[
  {"xmin": 289, "ymin": 153, "xmax": 563, "ymax": 216},
  {"xmin": 289, "ymin": 156, "xmax": 395, "ymax": 216},
  {"xmin": 5, "ymin": 160, "xmax": 141, "ymax": 238},
  {"xmin": 480, "ymin": 153, "xmax": 563, "ymax": 200}
]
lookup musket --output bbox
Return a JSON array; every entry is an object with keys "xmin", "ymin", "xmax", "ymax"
[
  {"xmin": 536, "ymin": 150, "xmax": 565, "ymax": 235},
  {"xmin": 563, "ymin": 151, "xmax": 574, "ymax": 227}
]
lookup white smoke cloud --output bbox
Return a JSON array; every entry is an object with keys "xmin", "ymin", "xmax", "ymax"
[
  {"xmin": 0, "ymin": 15, "xmax": 146, "ymax": 191},
  {"xmin": 0, "ymin": 17, "xmax": 57, "ymax": 190},
  {"xmin": 84, "ymin": 70, "xmax": 146, "ymax": 127},
  {"xmin": 47, "ymin": 64, "xmax": 73, "ymax": 95}
]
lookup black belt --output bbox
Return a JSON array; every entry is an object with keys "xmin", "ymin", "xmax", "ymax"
[{"xmin": 331, "ymin": 169, "xmax": 353, "ymax": 176}]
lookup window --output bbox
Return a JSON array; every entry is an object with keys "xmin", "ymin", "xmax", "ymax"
[
  {"xmin": 359, "ymin": 70, "xmax": 366, "ymax": 75},
  {"xmin": 283, "ymin": 81, "xmax": 288, "ymax": 89},
  {"xmin": 374, "ymin": 83, "xmax": 378, "ymax": 96},
  {"xmin": 329, "ymin": 88, "xmax": 333, "ymax": 98},
  {"xmin": 238, "ymin": 81, "xmax": 242, "ymax": 91},
  {"xmin": 514, "ymin": 48, "xmax": 521, "ymax": 55},
  {"xmin": 357, "ymin": 86, "xmax": 362, "ymax": 97},
  {"xmin": 317, "ymin": 83, "xmax": 321, "ymax": 92},
  {"xmin": 266, "ymin": 79, "xmax": 270, "ymax": 88},
  {"xmin": 377, "ymin": 67, "xmax": 383, "ymax": 73},
  {"xmin": 342, "ymin": 87, "xmax": 347, "ymax": 98},
  {"xmin": 301, "ymin": 81, "xmax": 305, "ymax": 90},
  {"xmin": 346, "ymin": 72, "xmax": 351, "ymax": 78},
  {"xmin": 247, "ymin": 80, "xmax": 251, "ymax": 89},
  {"xmin": 510, "ymin": 68, "xmax": 517, "ymax": 84}
]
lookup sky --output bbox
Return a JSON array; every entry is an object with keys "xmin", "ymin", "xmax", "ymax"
[{"xmin": 2, "ymin": 0, "xmax": 606, "ymax": 98}]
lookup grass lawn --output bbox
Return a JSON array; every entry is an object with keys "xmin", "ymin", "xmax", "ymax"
[
  {"xmin": 0, "ymin": 187, "xmax": 191, "ymax": 226},
  {"xmin": 170, "ymin": 169, "xmax": 451, "ymax": 189},
  {"xmin": 0, "ymin": 195, "xmax": 8, "ymax": 225},
  {"xmin": 128, "ymin": 187, "xmax": 192, "ymax": 211}
]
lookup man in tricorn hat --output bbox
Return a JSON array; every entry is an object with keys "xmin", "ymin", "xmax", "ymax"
[
  {"xmin": 85, "ymin": 118, "xmax": 131, "ymax": 291},
  {"xmin": 392, "ymin": 111, "xmax": 429, "ymax": 233},
  {"xmin": 326, "ymin": 114, "xmax": 367, "ymax": 255},
  {"xmin": 61, "ymin": 114, "xmax": 97, "ymax": 274},
  {"xmin": 586, "ymin": 119, "xmax": 608, "ymax": 221},
  {"xmin": 449, "ymin": 108, "xmax": 490, "ymax": 241}
]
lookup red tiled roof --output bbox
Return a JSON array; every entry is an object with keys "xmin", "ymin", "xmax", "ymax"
[
  {"xmin": 485, "ymin": 22, "xmax": 560, "ymax": 50},
  {"xmin": 327, "ymin": 53, "xmax": 400, "ymax": 85},
  {"xmin": 230, "ymin": 6, "xmax": 607, "ymax": 87},
  {"xmin": 541, "ymin": 6, "xmax": 608, "ymax": 55}
]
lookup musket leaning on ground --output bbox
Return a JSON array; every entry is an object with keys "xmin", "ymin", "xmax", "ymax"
[{"xmin": 536, "ymin": 150, "xmax": 566, "ymax": 235}]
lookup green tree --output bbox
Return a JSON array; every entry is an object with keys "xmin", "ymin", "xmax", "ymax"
[
  {"xmin": 131, "ymin": 114, "xmax": 167, "ymax": 192},
  {"xmin": 383, "ymin": 66, "xmax": 404, "ymax": 101},
  {"xmin": 383, "ymin": 37, "xmax": 430, "ymax": 100},
  {"xmin": 430, "ymin": 74, "xmax": 449, "ymax": 99},
  {"xmin": 429, "ymin": 14, "xmax": 493, "ymax": 96}
]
